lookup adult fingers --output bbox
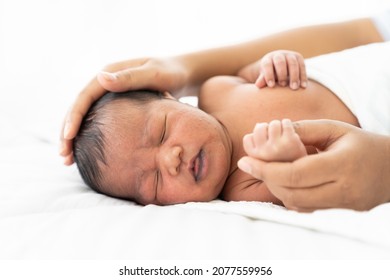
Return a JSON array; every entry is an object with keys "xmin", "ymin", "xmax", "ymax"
[
  {"xmin": 63, "ymin": 153, "xmax": 74, "ymax": 166},
  {"xmin": 238, "ymin": 152, "xmax": 338, "ymax": 188},
  {"xmin": 62, "ymin": 61, "xmax": 162, "ymax": 143},
  {"xmin": 237, "ymin": 155, "xmax": 345, "ymax": 211},
  {"xmin": 97, "ymin": 66, "xmax": 158, "ymax": 93},
  {"xmin": 59, "ymin": 137, "xmax": 73, "ymax": 157},
  {"xmin": 61, "ymin": 79, "xmax": 106, "ymax": 144},
  {"xmin": 292, "ymin": 119, "xmax": 350, "ymax": 149},
  {"xmin": 267, "ymin": 181, "xmax": 342, "ymax": 211}
]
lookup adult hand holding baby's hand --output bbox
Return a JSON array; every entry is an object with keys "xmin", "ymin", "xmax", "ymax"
[
  {"xmin": 238, "ymin": 119, "xmax": 390, "ymax": 212},
  {"xmin": 238, "ymin": 50, "xmax": 307, "ymax": 90},
  {"xmin": 60, "ymin": 57, "xmax": 189, "ymax": 165}
]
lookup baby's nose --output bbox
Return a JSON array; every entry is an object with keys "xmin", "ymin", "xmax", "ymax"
[{"xmin": 162, "ymin": 146, "xmax": 182, "ymax": 176}]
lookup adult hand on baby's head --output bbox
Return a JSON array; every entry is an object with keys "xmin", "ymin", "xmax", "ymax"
[
  {"xmin": 97, "ymin": 57, "xmax": 188, "ymax": 93},
  {"xmin": 238, "ymin": 120, "xmax": 390, "ymax": 212},
  {"xmin": 238, "ymin": 50, "xmax": 307, "ymax": 90},
  {"xmin": 59, "ymin": 57, "xmax": 189, "ymax": 165}
]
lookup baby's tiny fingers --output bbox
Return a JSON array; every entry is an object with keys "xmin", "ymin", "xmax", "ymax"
[
  {"xmin": 255, "ymin": 73, "xmax": 267, "ymax": 88},
  {"xmin": 242, "ymin": 133, "xmax": 256, "ymax": 155},
  {"xmin": 281, "ymin": 119, "xmax": 295, "ymax": 135},
  {"xmin": 297, "ymin": 55, "xmax": 307, "ymax": 88},
  {"xmin": 272, "ymin": 54, "xmax": 288, "ymax": 87},
  {"xmin": 253, "ymin": 123, "xmax": 269, "ymax": 146},
  {"xmin": 268, "ymin": 120, "xmax": 283, "ymax": 141},
  {"xmin": 286, "ymin": 54, "xmax": 300, "ymax": 90},
  {"xmin": 260, "ymin": 56, "xmax": 275, "ymax": 87}
]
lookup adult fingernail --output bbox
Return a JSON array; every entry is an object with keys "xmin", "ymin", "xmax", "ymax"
[
  {"xmin": 301, "ymin": 81, "xmax": 307, "ymax": 88},
  {"xmin": 237, "ymin": 159, "xmax": 252, "ymax": 174},
  {"xmin": 59, "ymin": 145, "xmax": 64, "ymax": 155},
  {"xmin": 99, "ymin": 71, "xmax": 117, "ymax": 81},
  {"xmin": 64, "ymin": 122, "xmax": 71, "ymax": 139},
  {"xmin": 64, "ymin": 156, "xmax": 72, "ymax": 166},
  {"xmin": 267, "ymin": 80, "xmax": 274, "ymax": 87}
]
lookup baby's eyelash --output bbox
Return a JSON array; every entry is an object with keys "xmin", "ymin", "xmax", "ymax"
[
  {"xmin": 154, "ymin": 170, "xmax": 160, "ymax": 199},
  {"xmin": 160, "ymin": 115, "xmax": 167, "ymax": 143}
]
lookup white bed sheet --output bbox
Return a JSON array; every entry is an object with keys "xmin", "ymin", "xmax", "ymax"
[{"xmin": 1, "ymin": 120, "xmax": 390, "ymax": 260}]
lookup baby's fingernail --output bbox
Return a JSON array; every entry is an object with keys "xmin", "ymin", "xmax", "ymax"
[
  {"xmin": 291, "ymin": 82, "xmax": 298, "ymax": 90},
  {"xmin": 255, "ymin": 122, "xmax": 266, "ymax": 130},
  {"xmin": 237, "ymin": 159, "xmax": 252, "ymax": 174},
  {"xmin": 99, "ymin": 71, "xmax": 117, "ymax": 81}
]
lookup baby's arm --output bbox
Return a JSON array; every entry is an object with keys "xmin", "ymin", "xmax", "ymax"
[{"xmin": 238, "ymin": 50, "xmax": 307, "ymax": 90}]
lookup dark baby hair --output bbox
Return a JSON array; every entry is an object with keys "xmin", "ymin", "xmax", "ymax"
[{"xmin": 73, "ymin": 90, "xmax": 164, "ymax": 194}]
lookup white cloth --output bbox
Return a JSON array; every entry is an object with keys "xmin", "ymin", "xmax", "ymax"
[{"xmin": 306, "ymin": 42, "xmax": 390, "ymax": 135}]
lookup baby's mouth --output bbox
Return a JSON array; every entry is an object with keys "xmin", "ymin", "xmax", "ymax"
[{"xmin": 190, "ymin": 149, "xmax": 204, "ymax": 182}]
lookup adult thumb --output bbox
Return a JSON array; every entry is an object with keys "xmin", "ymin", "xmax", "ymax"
[{"xmin": 97, "ymin": 68, "xmax": 154, "ymax": 92}]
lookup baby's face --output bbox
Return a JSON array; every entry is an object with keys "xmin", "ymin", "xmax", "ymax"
[{"xmin": 100, "ymin": 96, "xmax": 232, "ymax": 205}]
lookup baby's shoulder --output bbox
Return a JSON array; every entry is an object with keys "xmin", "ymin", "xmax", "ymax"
[{"xmin": 198, "ymin": 75, "xmax": 245, "ymax": 113}]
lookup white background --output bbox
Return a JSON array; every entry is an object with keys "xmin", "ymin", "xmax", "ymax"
[
  {"xmin": 1, "ymin": 0, "xmax": 390, "ymax": 141},
  {"xmin": 1, "ymin": 1, "xmax": 390, "ymax": 278}
]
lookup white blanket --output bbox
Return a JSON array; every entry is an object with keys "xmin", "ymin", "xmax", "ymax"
[{"xmin": 306, "ymin": 42, "xmax": 390, "ymax": 135}]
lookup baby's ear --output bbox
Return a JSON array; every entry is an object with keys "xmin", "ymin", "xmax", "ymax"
[{"xmin": 162, "ymin": 91, "xmax": 176, "ymax": 100}]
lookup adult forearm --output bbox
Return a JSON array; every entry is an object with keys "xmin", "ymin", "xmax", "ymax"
[{"xmin": 176, "ymin": 18, "xmax": 382, "ymax": 87}]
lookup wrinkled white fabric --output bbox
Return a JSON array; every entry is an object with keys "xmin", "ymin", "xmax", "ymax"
[{"xmin": 306, "ymin": 42, "xmax": 390, "ymax": 135}]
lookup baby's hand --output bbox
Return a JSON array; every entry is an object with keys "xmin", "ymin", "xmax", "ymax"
[
  {"xmin": 256, "ymin": 50, "xmax": 307, "ymax": 90},
  {"xmin": 238, "ymin": 50, "xmax": 307, "ymax": 90},
  {"xmin": 241, "ymin": 119, "xmax": 307, "ymax": 162}
]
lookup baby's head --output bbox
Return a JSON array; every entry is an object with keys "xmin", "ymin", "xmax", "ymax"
[{"xmin": 73, "ymin": 90, "xmax": 232, "ymax": 205}]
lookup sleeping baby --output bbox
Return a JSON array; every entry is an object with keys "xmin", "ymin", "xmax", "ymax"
[{"xmin": 73, "ymin": 43, "xmax": 390, "ymax": 206}]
